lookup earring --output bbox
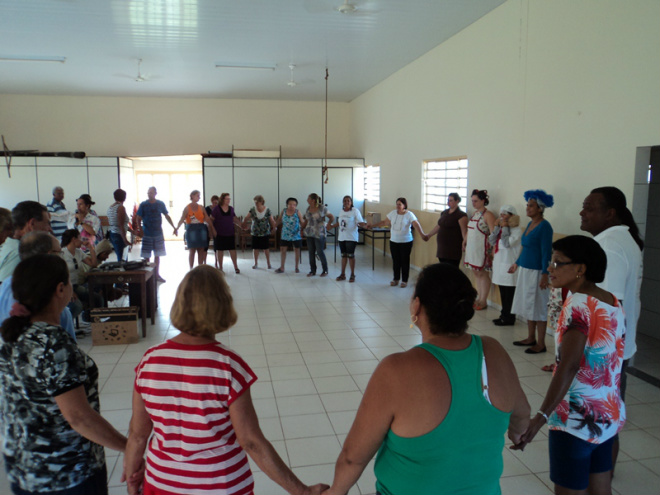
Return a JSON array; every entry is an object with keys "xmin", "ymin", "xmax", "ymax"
[
  {"xmin": 410, "ymin": 315, "xmax": 418, "ymax": 329},
  {"xmin": 576, "ymin": 274, "xmax": 581, "ymax": 279}
]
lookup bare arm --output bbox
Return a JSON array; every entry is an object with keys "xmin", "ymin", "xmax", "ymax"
[
  {"xmin": 202, "ymin": 209, "xmax": 217, "ymax": 238},
  {"xmin": 124, "ymin": 390, "xmax": 152, "ymax": 495},
  {"xmin": 426, "ymin": 224, "xmax": 440, "ymax": 239},
  {"xmin": 513, "ymin": 329, "xmax": 586, "ymax": 450},
  {"xmin": 484, "ymin": 210, "xmax": 497, "ymax": 232},
  {"xmin": 459, "ymin": 215, "xmax": 468, "ymax": 244},
  {"xmin": 230, "ymin": 389, "xmax": 327, "ymax": 495},
  {"xmin": 117, "ymin": 205, "xmax": 130, "ymax": 245},
  {"xmin": 163, "ymin": 213, "xmax": 176, "ymax": 231},
  {"xmin": 174, "ymin": 207, "xmax": 188, "ymax": 234},
  {"xmin": 370, "ymin": 217, "xmax": 391, "ymax": 229},
  {"xmin": 55, "ymin": 386, "xmax": 127, "ymax": 453},
  {"xmin": 81, "ymin": 241, "xmax": 97, "ymax": 267},
  {"xmin": 323, "ymin": 359, "xmax": 395, "ymax": 495},
  {"xmin": 412, "ymin": 220, "xmax": 426, "ymax": 237}
]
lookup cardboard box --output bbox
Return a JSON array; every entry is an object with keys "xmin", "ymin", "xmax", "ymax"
[
  {"xmin": 91, "ymin": 307, "xmax": 139, "ymax": 345},
  {"xmin": 366, "ymin": 212, "xmax": 381, "ymax": 224}
]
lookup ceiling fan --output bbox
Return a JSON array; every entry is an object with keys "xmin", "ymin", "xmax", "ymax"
[
  {"xmin": 115, "ymin": 58, "xmax": 160, "ymax": 83},
  {"xmin": 286, "ymin": 64, "xmax": 315, "ymax": 88},
  {"xmin": 304, "ymin": 0, "xmax": 379, "ymax": 15},
  {"xmin": 134, "ymin": 58, "xmax": 147, "ymax": 82}
]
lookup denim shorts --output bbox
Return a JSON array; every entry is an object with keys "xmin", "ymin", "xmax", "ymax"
[{"xmin": 549, "ymin": 430, "xmax": 616, "ymax": 490}]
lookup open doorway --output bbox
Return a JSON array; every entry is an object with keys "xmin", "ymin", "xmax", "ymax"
[{"xmin": 129, "ymin": 155, "xmax": 204, "ymax": 241}]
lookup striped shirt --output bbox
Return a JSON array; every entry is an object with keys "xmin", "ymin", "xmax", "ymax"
[
  {"xmin": 47, "ymin": 198, "xmax": 68, "ymax": 239},
  {"xmin": 135, "ymin": 340, "xmax": 258, "ymax": 495}
]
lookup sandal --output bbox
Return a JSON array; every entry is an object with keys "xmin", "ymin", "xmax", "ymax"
[
  {"xmin": 307, "ymin": 272, "xmax": 316, "ymax": 277},
  {"xmin": 268, "ymin": 265, "xmax": 273, "ymax": 269},
  {"xmin": 275, "ymin": 268, "xmax": 284, "ymax": 274},
  {"xmin": 542, "ymin": 364, "xmax": 556, "ymax": 372},
  {"xmin": 349, "ymin": 274, "xmax": 355, "ymax": 283},
  {"xmin": 252, "ymin": 265, "xmax": 258, "ymax": 269},
  {"xmin": 473, "ymin": 303, "xmax": 487, "ymax": 310},
  {"xmin": 336, "ymin": 274, "xmax": 346, "ymax": 281},
  {"xmin": 400, "ymin": 282, "xmax": 407, "ymax": 288},
  {"xmin": 295, "ymin": 268, "xmax": 300, "ymax": 273},
  {"xmin": 320, "ymin": 272, "xmax": 328, "ymax": 277},
  {"xmin": 235, "ymin": 268, "xmax": 240, "ymax": 274},
  {"xmin": 390, "ymin": 280, "xmax": 399, "ymax": 287}
]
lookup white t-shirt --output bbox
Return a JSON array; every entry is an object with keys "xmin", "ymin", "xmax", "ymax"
[
  {"xmin": 337, "ymin": 207, "xmax": 365, "ymax": 242},
  {"xmin": 594, "ymin": 225, "xmax": 643, "ymax": 360},
  {"xmin": 387, "ymin": 210, "xmax": 418, "ymax": 243},
  {"xmin": 61, "ymin": 247, "xmax": 87, "ymax": 285}
]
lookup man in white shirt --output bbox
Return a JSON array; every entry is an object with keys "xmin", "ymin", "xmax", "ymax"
[
  {"xmin": 580, "ymin": 186, "xmax": 644, "ymax": 472},
  {"xmin": 0, "ymin": 201, "xmax": 53, "ymax": 282}
]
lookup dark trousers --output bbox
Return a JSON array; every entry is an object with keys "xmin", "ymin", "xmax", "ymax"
[
  {"xmin": 498, "ymin": 285, "xmax": 516, "ymax": 321},
  {"xmin": 390, "ymin": 241, "xmax": 413, "ymax": 283},
  {"xmin": 308, "ymin": 236, "xmax": 328, "ymax": 274},
  {"xmin": 109, "ymin": 232, "xmax": 126, "ymax": 262},
  {"xmin": 438, "ymin": 257, "xmax": 460, "ymax": 267},
  {"xmin": 11, "ymin": 465, "xmax": 107, "ymax": 495}
]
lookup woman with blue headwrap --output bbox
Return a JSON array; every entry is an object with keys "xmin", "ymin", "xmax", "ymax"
[{"xmin": 509, "ymin": 189, "xmax": 554, "ymax": 354}]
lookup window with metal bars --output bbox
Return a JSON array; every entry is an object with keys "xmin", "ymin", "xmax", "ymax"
[
  {"xmin": 364, "ymin": 165, "xmax": 381, "ymax": 203},
  {"xmin": 422, "ymin": 157, "xmax": 468, "ymax": 212}
]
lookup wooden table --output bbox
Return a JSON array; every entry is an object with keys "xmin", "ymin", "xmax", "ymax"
[
  {"xmin": 86, "ymin": 265, "xmax": 156, "ymax": 337},
  {"xmin": 358, "ymin": 227, "xmax": 391, "ymax": 270}
]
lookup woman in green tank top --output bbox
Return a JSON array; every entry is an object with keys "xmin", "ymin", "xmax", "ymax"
[{"xmin": 321, "ymin": 264, "xmax": 531, "ymax": 495}]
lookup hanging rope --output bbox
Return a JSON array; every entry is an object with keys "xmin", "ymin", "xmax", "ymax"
[{"xmin": 323, "ymin": 67, "xmax": 329, "ymax": 184}]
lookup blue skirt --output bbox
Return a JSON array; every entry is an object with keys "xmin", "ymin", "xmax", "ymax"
[{"xmin": 185, "ymin": 223, "xmax": 208, "ymax": 249}]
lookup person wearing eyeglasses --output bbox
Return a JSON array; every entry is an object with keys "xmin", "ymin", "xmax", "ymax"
[
  {"xmin": 513, "ymin": 235, "xmax": 625, "ymax": 495},
  {"xmin": 509, "ymin": 189, "xmax": 554, "ymax": 354}
]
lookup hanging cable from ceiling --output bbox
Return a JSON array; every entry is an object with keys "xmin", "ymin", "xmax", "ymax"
[{"xmin": 323, "ymin": 67, "xmax": 329, "ymax": 184}]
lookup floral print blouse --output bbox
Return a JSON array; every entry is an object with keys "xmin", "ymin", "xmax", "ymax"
[{"xmin": 548, "ymin": 292, "xmax": 626, "ymax": 443}]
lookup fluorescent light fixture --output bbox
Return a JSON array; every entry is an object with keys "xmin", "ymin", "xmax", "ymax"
[
  {"xmin": 215, "ymin": 62, "xmax": 276, "ymax": 70},
  {"xmin": 0, "ymin": 55, "xmax": 66, "ymax": 63}
]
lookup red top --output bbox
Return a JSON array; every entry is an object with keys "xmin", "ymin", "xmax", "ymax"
[{"xmin": 135, "ymin": 340, "xmax": 257, "ymax": 495}]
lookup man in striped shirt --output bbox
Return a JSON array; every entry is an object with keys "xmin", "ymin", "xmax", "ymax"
[{"xmin": 47, "ymin": 186, "xmax": 69, "ymax": 242}]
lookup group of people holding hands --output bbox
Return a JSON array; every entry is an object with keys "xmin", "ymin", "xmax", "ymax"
[{"xmin": 0, "ymin": 182, "xmax": 643, "ymax": 495}]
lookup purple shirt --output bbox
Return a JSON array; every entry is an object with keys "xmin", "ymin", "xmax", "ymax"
[{"xmin": 212, "ymin": 205, "xmax": 236, "ymax": 236}]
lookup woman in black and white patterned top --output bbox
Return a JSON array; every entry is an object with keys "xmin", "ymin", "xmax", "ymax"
[{"xmin": 0, "ymin": 255, "xmax": 128, "ymax": 495}]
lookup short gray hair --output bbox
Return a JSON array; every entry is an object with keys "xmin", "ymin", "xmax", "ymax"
[
  {"xmin": 19, "ymin": 232, "xmax": 58, "ymax": 260},
  {"xmin": 52, "ymin": 186, "xmax": 63, "ymax": 194}
]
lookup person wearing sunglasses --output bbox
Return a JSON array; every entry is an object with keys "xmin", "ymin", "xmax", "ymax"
[{"xmin": 513, "ymin": 235, "xmax": 625, "ymax": 495}]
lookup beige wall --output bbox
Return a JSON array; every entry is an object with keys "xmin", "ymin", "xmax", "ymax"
[
  {"xmin": 350, "ymin": 0, "xmax": 660, "ymax": 237},
  {"xmin": 0, "ymin": 95, "xmax": 351, "ymax": 158}
]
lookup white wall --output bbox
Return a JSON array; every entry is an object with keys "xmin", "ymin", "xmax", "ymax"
[
  {"xmin": 0, "ymin": 96, "xmax": 351, "ymax": 158},
  {"xmin": 349, "ymin": 0, "xmax": 660, "ymax": 235}
]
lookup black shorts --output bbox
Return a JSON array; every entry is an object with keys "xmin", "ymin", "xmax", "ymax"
[
  {"xmin": 252, "ymin": 235, "xmax": 270, "ymax": 250},
  {"xmin": 280, "ymin": 239, "xmax": 302, "ymax": 249},
  {"xmin": 339, "ymin": 241, "xmax": 357, "ymax": 255},
  {"xmin": 214, "ymin": 235, "xmax": 236, "ymax": 251}
]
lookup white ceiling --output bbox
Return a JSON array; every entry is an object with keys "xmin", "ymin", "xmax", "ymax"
[{"xmin": 0, "ymin": 0, "xmax": 504, "ymax": 102}]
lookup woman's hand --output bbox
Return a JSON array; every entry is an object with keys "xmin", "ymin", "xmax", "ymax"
[
  {"xmin": 302, "ymin": 483, "xmax": 330, "ymax": 495},
  {"xmin": 173, "ymin": 228, "xmax": 179, "ymax": 236},
  {"xmin": 121, "ymin": 458, "xmax": 146, "ymax": 495},
  {"xmin": 511, "ymin": 414, "xmax": 545, "ymax": 451},
  {"xmin": 508, "ymin": 263, "xmax": 518, "ymax": 274},
  {"xmin": 539, "ymin": 273, "xmax": 549, "ymax": 290}
]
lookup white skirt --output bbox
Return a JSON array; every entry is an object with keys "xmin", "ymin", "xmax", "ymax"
[{"xmin": 510, "ymin": 267, "xmax": 550, "ymax": 321}]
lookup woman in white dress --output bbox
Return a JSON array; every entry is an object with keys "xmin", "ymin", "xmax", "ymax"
[
  {"xmin": 464, "ymin": 189, "xmax": 496, "ymax": 310},
  {"xmin": 488, "ymin": 205, "xmax": 522, "ymax": 326}
]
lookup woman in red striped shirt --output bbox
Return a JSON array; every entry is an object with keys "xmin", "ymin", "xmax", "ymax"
[{"xmin": 123, "ymin": 265, "xmax": 327, "ymax": 495}]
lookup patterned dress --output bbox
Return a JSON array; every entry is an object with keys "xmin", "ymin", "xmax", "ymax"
[
  {"xmin": 0, "ymin": 322, "xmax": 104, "ymax": 492},
  {"xmin": 548, "ymin": 292, "xmax": 626, "ymax": 443},
  {"xmin": 464, "ymin": 210, "xmax": 491, "ymax": 271}
]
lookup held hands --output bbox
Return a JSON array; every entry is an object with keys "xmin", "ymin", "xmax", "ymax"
[
  {"xmin": 173, "ymin": 228, "xmax": 179, "ymax": 236},
  {"xmin": 303, "ymin": 483, "xmax": 330, "ymax": 495},
  {"xmin": 421, "ymin": 233, "xmax": 430, "ymax": 242},
  {"xmin": 510, "ymin": 415, "xmax": 545, "ymax": 452},
  {"xmin": 508, "ymin": 263, "xmax": 518, "ymax": 274},
  {"xmin": 121, "ymin": 458, "xmax": 146, "ymax": 495}
]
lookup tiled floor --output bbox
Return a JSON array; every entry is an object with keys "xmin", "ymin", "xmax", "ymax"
[{"xmin": 1, "ymin": 242, "xmax": 659, "ymax": 495}]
